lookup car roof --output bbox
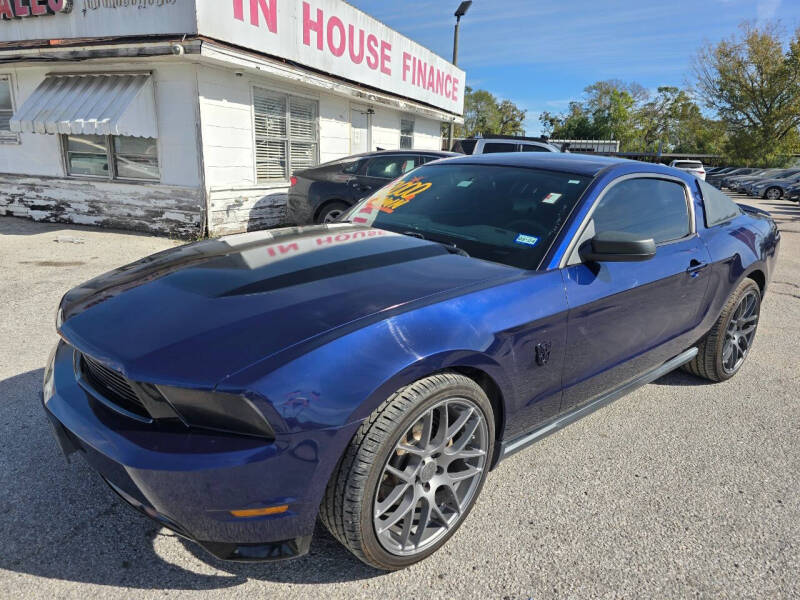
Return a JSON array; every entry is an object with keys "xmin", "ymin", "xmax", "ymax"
[
  {"xmin": 347, "ymin": 149, "xmax": 458, "ymax": 160},
  {"xmin": 434, "ymin": 152, "xmax": 636, "ymax": 177}
]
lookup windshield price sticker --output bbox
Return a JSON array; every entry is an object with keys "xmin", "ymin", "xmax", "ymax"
[
  {"xmin": 514, "ymin": 233, "xmax": 540, "ymax": 247},
  {"xmin": 542, "ymin": 193, "xmax": 562, "ymax": 204}
]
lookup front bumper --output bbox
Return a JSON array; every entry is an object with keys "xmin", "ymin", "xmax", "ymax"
[{"xmin": 42, "ymin": 340, "xmax": 345, "ymax": 562}]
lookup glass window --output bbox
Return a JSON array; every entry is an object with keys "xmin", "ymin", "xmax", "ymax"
[
  {"xmin": 253, "ymin": 88, "xmax": 319, "ymax": 181},
  {"xmin": 66, "ymin": 135, "xmax": 109, "ymax": 178},
  {"xmin": 344, "ymin": 164, "xmax": 591, "ymax": 269},
  {"xmin": 483, "ymin": 142, "xmax": 517, "ymax": 153},
  {"xmin": 365, "ymin": 156, "xmax": 417, "ymax": 179},
  {"xmin": 341, "ymin": 159, "xmax": 364, "ymax": 174},
  {"xmin": 400, "ymin": 117, "xmax": 414, "ymax": 149},
  {"xmin": 114, "ymin": 136, "xmax": 159, "ymax": 180},
  {"xmin": 591, "ymin": 178, "xmax": 690, "ymax": 244},
  {"xmin": 697, "ymin": 179, "xmax": 741, "ymax": 227},
  {"xmin": 521, "ymin": 144, "xmax": 550, "ymax": 152},
  {"xmin": 64, "ymin": 134, "xmax": 159, "ymax": 181},
  {"xmin": 0, "ymin": 75, "xmax": 16, "ymax": 141},
  {"xmin": 452, "ymin": 139, "xmax": 477, "ymax": 154}
]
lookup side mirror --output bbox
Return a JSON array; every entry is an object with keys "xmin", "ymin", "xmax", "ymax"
[{"xmin": 579, "ymin": 231, "xmax": 656, "ymax": 263}]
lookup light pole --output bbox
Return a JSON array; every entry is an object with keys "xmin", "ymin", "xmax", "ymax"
[{"xmin": 448, "ymin": 1, "xmax": 471, "ymax": 150}]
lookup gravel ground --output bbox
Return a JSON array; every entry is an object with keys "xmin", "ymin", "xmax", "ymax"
[{"xmin": 0, "ymin": 194, "xmax": 798, "ymax": 599}]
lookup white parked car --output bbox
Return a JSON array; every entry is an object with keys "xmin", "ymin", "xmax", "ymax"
[
  {"xmin": 669, "ymin": 159, "xmax": 706, "ymax": 180},
  {"xmin": 453, "ymin": 135, "xmax": 561, "ymax": 154}
]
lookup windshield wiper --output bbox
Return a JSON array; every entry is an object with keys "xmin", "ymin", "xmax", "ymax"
[{"xmin": 401, "ymin": 230, "xmax": 469, "ymax": 257}]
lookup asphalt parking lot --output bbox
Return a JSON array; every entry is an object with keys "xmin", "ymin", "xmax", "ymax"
[{"xmin": 0, "ymin": 193, "xmax": 798, "ymax": 599}]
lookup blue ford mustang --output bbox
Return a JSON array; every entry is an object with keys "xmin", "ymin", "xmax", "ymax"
[{"xmin": 43, "ymin": 153, "xmax": 780, "ymax": 570}]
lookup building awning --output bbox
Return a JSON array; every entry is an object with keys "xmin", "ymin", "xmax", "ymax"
[{"xmin": 10, "ymin": 73, "xmax": 158, "ymax": 138}]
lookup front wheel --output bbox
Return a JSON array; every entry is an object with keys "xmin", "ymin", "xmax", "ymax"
[
  {"xmin": 683, "ymin": 278, "xmax": 761, "ymax": 382},
  {"xmin": 764, "ymin": 187, "xmax": 783, "ymax": 200},
  {"xmin": 320, "ymin": 373, "xmax": 494, "ymax": 570}
]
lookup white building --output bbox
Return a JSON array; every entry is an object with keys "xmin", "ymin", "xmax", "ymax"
[{"xmin": 0, "ymin": 0, "xmax": 464, "ymax": 236}]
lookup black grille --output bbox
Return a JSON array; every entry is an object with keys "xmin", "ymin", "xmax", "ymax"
[{"xmin": 81, "ymin": 354, "xmax": 150, "ymax": 419}]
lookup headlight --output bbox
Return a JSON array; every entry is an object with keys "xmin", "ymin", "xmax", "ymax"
[{"xmin": 156, "ymin": 385, "xmax": 276, "ymax": 440}]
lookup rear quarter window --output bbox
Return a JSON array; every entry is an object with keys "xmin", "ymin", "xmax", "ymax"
[{"xmin": 697, "ymin": 179, "xmax": 742, "ymax": 227}]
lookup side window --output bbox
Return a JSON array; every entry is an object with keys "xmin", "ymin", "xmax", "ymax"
[
  {"xmin": 697, "ymin": 179, "xmax": 741, "ymax": 227},
  {"xmin": 482, "ymin": 142, "xmax": 517, "ymax": 153},
  {"xmin": 0, "ymin": 74, "xmax": 18, "ymax": 143},
  {"xmin": 521, "ymin": 144, "xmax": 550, "ymax": 152},
  {"xmin": 365, "ymin": 156, "xmax": 416, "ymax": 179},
  {"xmin": 341, "ymin": 159, "xmax": 364, "ymax": 174},
  {"xmin": 591, "ymin": 178, "xmax": 691, "ymax": 244}
]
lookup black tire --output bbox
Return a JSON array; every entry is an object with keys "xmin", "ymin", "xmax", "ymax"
[
  {"xmin": 320, "ymin": 373, "xmax": 495, "ymax": 571},
  {"xmin": 683, "ymin": 278, "xmax": 761, "ymax": 382},
  {"xmin": 316, "ymin": 201, "xmax": 349, "ymax": 224},
  {"xmin": 764, "ymin": 187, "xmax": 783, "ymax": 200}
]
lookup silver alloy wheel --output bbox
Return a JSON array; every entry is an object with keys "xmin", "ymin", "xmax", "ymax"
[
  {"xmin": 765, "ymin": 187, "xmax": 782, "ymax": 200},
  {"xmin": 323, "ymin": 209, "xmax": 345, "ymax": 223},
  {"xmin": 373, "ymin": 398, "xmax": 488, "ymax": 556},
  {"xmin": 722, "ymin": 290, "xmax": 759, "ymax": 374}
]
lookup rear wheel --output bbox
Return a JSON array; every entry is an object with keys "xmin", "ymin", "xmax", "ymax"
[
  {"xmin": 316, "ymin": 201, "xmax": 349, "ymax": 224},
  {"xmin": 683, "ymin": 278, "xmax": 761, "ymax": 382},
  {"xmin": 764, "ymin": 187, "xmax": 783, "ymax": 200},
  {"xmin": 320, "ymin": 373, "xmax": 494, "ymax": 570}
]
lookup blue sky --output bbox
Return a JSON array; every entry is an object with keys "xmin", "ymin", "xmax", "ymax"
[{"xmin": 348, "ymin": 0, "xmax": 800, "ymax": 134}]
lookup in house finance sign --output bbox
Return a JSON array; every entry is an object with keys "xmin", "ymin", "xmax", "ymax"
[{"xmin": 198, "ymin": 0, "xmax": 465, "ymax": 115}]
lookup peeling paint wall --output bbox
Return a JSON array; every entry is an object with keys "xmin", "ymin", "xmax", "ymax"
[
  {"xmin": 208, "ymin": 184, "xmax": 288, "ymax": 236},
  {"xmin": 0, "ymin": 174, "xmax": 203, "ymax": 238},
  {"xmin": 0, "ymin": 59, "xmax": 205, "ymax": 237}
]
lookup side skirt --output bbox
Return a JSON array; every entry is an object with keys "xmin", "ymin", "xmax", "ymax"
[{"xmin": 498, "ymin": 347, "xmax": 698, "ymax": 461}]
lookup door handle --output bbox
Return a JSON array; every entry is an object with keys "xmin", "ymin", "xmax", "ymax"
[{"xmin": 687, "ymin": 259, "xmax": 708, "ymax": 277}]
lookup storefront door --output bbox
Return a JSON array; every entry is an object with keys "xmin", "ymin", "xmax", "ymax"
[{"xmin": 350, "ymin": 106, "xmax": 370, "ymax": 154}]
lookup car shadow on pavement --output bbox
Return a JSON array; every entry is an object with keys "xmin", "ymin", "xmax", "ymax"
[
  {"xmin": 0, "ymin": 369, "xmax": 382, "ymax": 590},
  {"xmin": 651, "ymin": 369, "xmax": 708, "ymax": 387}
]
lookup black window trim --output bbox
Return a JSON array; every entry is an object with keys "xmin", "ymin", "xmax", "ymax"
[{"xmin": 561, "ymin": 173, "xmax": 697, "ymax": 268}]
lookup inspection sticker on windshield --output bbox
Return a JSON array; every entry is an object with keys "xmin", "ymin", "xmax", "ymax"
[
  {"xmin": 457, "ymin": 179, "xmax": 474, "ymax": 187},
  {"xmin": 568, "ymin": 180, "xmax": 581, "ymax": 184},
  {"xmin": 514, "ymin": 233, "xmax": 540, "ymax": 247},
  {"xmin": 542, "ymin": 193, "xmax": 562, "ymax": 204}
]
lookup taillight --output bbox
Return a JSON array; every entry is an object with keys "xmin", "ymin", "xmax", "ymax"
[{"xmin": 290, "ymin": 176, "xmax": 297, "ymax": 187}]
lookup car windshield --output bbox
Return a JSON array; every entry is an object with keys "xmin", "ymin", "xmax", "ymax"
[{"xmin": 342, "ymin": 163, "xmax": 592, "ymax": 269}]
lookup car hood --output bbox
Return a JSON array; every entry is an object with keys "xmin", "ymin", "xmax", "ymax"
[{"xmin": 59, "ymin": 225, "xmax": 516, "ymax": 387}]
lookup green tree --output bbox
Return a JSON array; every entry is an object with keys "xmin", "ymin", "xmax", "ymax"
[
  {"xmin": 693, "ymin": 22, "xmax": 800, "ymax": 165},
  {"xmin": 449, "ymin": 87, "xmax": 528, "ymax": 138},
  {"xmin": 541, "ymin": 80, "xmax": 724, "ymax": 155}
]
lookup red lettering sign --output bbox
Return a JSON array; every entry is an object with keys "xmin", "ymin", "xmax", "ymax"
[
  {"xmin": 228, "ymin": 1, "xmax": 462, "ymax": 107},
  {"xmin": 233, "ymin": 0, "xmax": 277, "ymax": 33},
  {"xmin": 1, "ymin": 0, "xmax": 72, "ymax": 18},
  {"xmin": 30, "ymin": 0, "xmax": 47, "ymax": 16},
  {"xmin": 12, "ymin": 0, "xmax": 29, "ymax": 17},
  {"xmin": 0, "ymin": 0, "xmax": 13, "ymax": 19}
]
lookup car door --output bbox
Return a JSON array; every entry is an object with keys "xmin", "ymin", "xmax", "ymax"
[
  {"xmin": 352, "ymin": 154, "xmax": 420, "ymax": 198},
  {"xmin": 559, "ymin": 175, "xmax": 712, "ymax": 413}
]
